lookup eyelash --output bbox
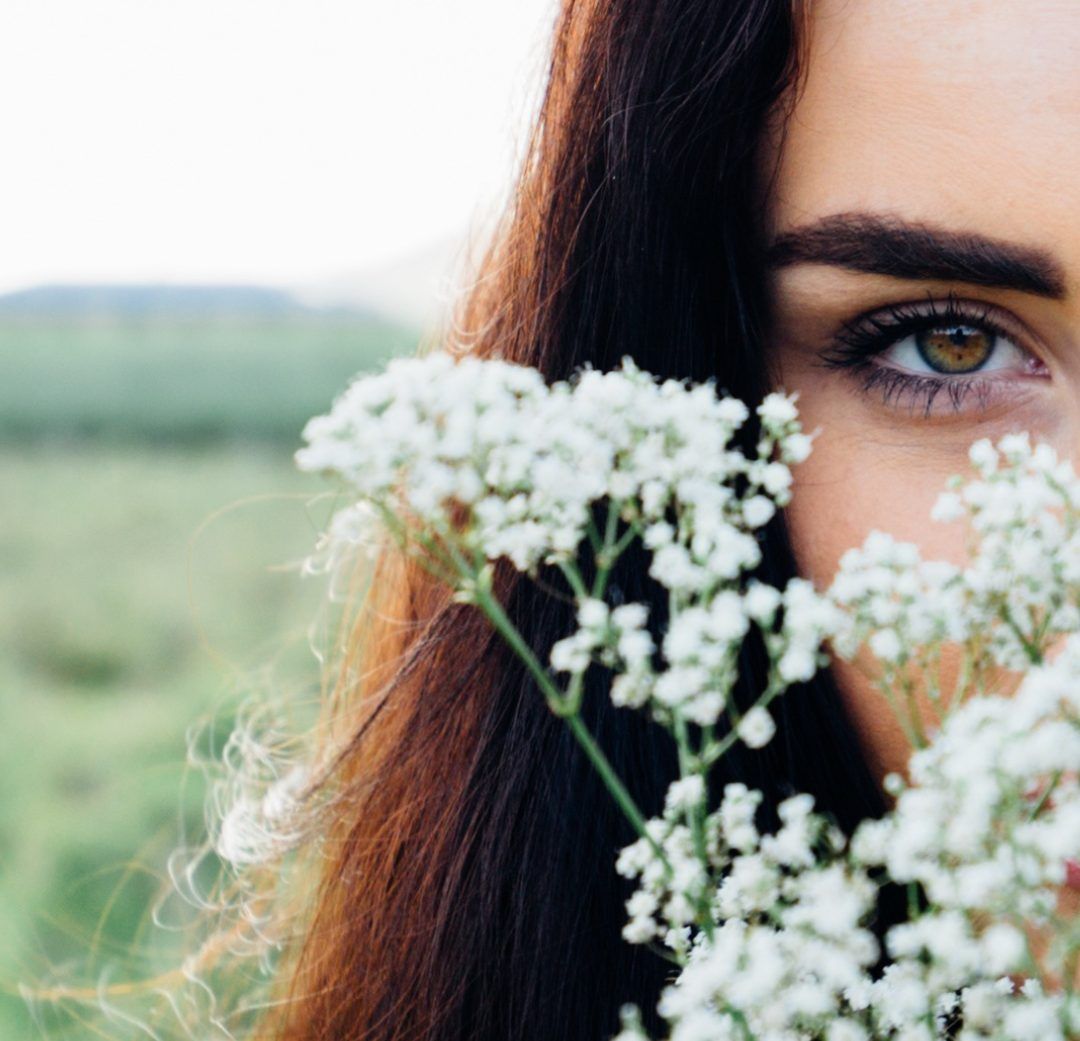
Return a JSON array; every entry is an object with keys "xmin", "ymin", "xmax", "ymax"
[{"xmin": 819, "ymin": 292, "xmax": 1037, "ymax": 416}]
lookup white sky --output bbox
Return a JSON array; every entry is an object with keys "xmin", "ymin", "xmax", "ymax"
[{"xmin": 0, "ymin": 0, "xmax": 558, "ymax": 294}]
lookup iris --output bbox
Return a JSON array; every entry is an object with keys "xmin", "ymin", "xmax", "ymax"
[{"xmin": 916, "ymin": 324, "xmax": 995, "ymax": 373}]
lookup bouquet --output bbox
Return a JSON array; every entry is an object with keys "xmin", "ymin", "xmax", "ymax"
[{"xmin": 293, "ymin": 351, "xmax": 1080, "ymax": 1041}]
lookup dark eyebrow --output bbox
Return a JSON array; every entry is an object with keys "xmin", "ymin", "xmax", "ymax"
[{"xmin": 766, "ymin": 212, "xmax": 1067, "ymax": 300}]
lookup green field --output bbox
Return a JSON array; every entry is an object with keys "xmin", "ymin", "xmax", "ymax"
[
  {"xmin": 0, "ymin": 314, "xmax": 416, "ymax": 1037},
  {"xmin": 0, "ymin": 314, "xmax": 416, "ymax": 444}
]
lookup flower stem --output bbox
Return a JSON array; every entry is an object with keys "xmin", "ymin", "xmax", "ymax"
[
  {"xmin": 563, "ymin": 713, "xmax": 666, "ymax": 861},
  {"xmin": 674, "ymin": 712, "xmax": 715, "ymax": 942},
  {"xmin": 473, "ymin": 584, "xmax": 670, "ymax": 870}
]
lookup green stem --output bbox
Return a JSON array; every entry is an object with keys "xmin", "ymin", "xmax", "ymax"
[
  {"xmin": 591, "ymin": 499, "xmax": 629, "ymax": 599},
  {"xmin": 425, "ymin": 503, "xmax": 671, "ymax": 871},
  {"xmin": 674, "ymin": 713, "xmax": 714, "ymax": 942},
  {"xmin": 600, "ymin": 497, "xmax": 620, "ymax": 560},
  {"xmin": 1001, "ymin": 603, "xmax": 1043, "ymax": 665},
  {"xmin": 474, "ymin": 586, "xmax": 567, "ymax": 713},
  {"xmin": 873, "ymin": 668, "xmax": 923, "ymax": 753},
  {"xmin": 1026, "ymin": 769, "xmax": 1062, "ymax": 820},
  {"xmin": 585, "ymin": 511, "xmax": 604, "ymax": 557},
  {"xmin": 564, "ymin": 669, "xmax": 586, "ymax": 715},
  {"xmin": 557, "ymin": 559, "xmax": 590, "ymax": 600},
  {"xmin": 703, "ymin": 673, "xmax": 785, "ymax": 768},
  {"xmin": 371, "ymin": 500, "xmax": 460, "ymax": 587},
  {"xmin": 474, "ymin": 585, "xmax": 670, "ymax": 871},
  {"xmin": 950, "ymin": 647, "xmax": 974, "ymax": 714},
  {"xmin": 564, "ymin": 713, "xmax": 671, "ymax": 871},
  {"xmin": 898, "ymin": 672, "xmax": 928, "ymax": 749}
]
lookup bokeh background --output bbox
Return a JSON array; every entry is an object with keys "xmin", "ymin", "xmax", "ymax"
[{"xmin": 0, "ymin": 2, "xmax": 555, "ymax": 1034}]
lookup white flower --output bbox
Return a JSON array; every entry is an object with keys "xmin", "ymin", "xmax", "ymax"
[
  {"xmin": 758, "ymin": 391, "xmax": 799, "ymax": 427},
  {"xmin": 550, "ymin": 632, "xmax": 590, "ymax": 673},
  {"xmin": 930, "ymin": 491, "xmax": 964, "ymax": 523},
  {"xmin": 827, "ymin": 1021, "xmax": 869, "ymax": 1041},
  {"xmin": 611, "ymin": 670, "xmax": 652, "ymax": 708},
  {"xmin": 612, "ymin": 603, "xmax": 650, "ymax": 632},
  {"xmin": 622, "ymin": 915, "xmax": 659, "ymax": 944},
  {"xmin": 782, "ymin": 431, "xmax": 814, "ymax": 464},
  {"xmin": 577, "ymin": 597, "xmax": 609, "ymax": 629},
  {"xmin": 980, "ymin": 923, "xmax": 1026, "ymax": 974},
  {"xmin": 868, "ymin": 628, "xmax": 903, "ymax": 664},
  {"xmin": 760, "ymin": 461, "xmax": 793, "ymax": 497},
  {"xmin": 969, "ymin": 437, "xmax": 999, "ymax": 473},
  {"xmin": 744, "ymin": 581, "xmax": 782, "ymax": 624},
  {"xmin": 777, "ymin": 645, "xmax": 817, "ymax": 682},
  {"xmin": 736, "ymin": 706, "xmax": 776, "ymax": 749},
  {"xmin": 665, "ymin": 774, "xmax": 706, "ymax": 814},
  {"xmin": 742, "ymin": 494, "xmax": 776, "ymax": 529},
  {"xmin": 643, "ymin": 521, "xmax": 675, "ymax": 548}
]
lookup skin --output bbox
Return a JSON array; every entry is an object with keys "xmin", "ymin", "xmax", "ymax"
[{"xmin": 759, "ymin": 0, "xmax": 1080, "ymax": 783}]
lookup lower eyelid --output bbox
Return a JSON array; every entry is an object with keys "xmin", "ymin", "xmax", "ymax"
[{"xmin": 858, "ymin": 368, "xmax": 1017, "ymax": 417}]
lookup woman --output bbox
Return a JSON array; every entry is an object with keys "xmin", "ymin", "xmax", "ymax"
[{"xmin": 265, "ymin": 1, "xmax": 1078, "ymax": 1039}]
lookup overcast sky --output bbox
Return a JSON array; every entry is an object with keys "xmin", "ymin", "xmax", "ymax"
[{"xmin": 0, "ymin": 0, "xmax": 558, "ymax": 293}]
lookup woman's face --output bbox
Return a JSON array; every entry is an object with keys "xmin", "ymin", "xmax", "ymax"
[{"xmin": 761, "ymin": 0, "xmax": 1080, "ymax": 780}]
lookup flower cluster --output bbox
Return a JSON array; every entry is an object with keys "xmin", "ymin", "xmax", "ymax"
[
  {"xmin": 298, "ymin": 350, "xmax": 831, "ymax": 740},
  {"xmin": 555, "ymin": 574, "xmax": 835, "ymax": 732},
  {"xmin": 832, "ymin": 434, "xmax": 1080, "ymax": 673},
  {"xmin": 853, "ymin": 630, "xmax": 1080, "ymax": 922},
  {"xmin": 843, "ymin": 626, "xmax": 1080, "ymax": 1040},
  {"xmin": 615, "ymin": 788, "xmax": 880, "ymax": 1041},
  {"xmin": 296, "ymin": 351, "xmax": 810, "ymax": 579},
  {"xmin": 295, "ymin": 354, "xmax": 1080, "ymax": 1041}
]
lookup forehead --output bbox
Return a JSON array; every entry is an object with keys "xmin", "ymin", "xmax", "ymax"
[{"xmin": 762, "ymin": 0, "xmax": 1080, "ymax": 256}]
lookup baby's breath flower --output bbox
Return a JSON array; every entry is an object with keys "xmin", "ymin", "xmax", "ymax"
[
  {"xmin": 665, "ymin": 774, "xmax": 706, "ymax": 814},
  {"xmin": 742, "ymin": 494, "xmax": 776, "ymax": 529},
  {"xmin": 758, "ymin": 390, "xmax": 799, "ymax": 428},
  {"xmin": 969, "ymin": 437, "xmax": 999, "ymax": 474},
  {"xmin": 576, "ymin": 596, "xmax": 609, "ymax": 630},
  {"xmin": 744, "ymin": 581, "xmax": 781, "ymax": 625},
  {"xmin": 549, "ymin": 632, "xmax": 591, "ymax": 674},
  {"xmin": 782, "ymin": 431, "xmax": 815, "ymax": 465},
  {"xmin": 930, "ymin": 490, "xmax": 964, "ymax": 523},
  {"xmin": 868, "ymin": 628, "xmax": 903, "ymax": 664},
  {"xmin": 736, "ymin": 706, "xmax": 776, "ymax": 749}
]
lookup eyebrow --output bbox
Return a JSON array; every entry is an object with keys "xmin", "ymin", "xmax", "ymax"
[{"xmin": 766, "ymin": 212, "xmax": 1067, "ymax": 300}]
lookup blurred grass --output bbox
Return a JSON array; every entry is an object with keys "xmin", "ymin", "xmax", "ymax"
[{"xmin": 0, "ymin": 313, "xmax": 416, "ymax": 1037}]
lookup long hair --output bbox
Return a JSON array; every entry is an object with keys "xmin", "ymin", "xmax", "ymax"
[{"xmin": 266, "ymin": 1, "xmax": 889, "ymax": 1038}]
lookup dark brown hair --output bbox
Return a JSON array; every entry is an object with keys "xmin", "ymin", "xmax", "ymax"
[{"xmin": 266, "ymin": 2, "xmax": 887, "ymax": 1038}]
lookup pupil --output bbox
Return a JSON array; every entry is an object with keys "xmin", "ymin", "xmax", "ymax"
[{"xmin": 915, "ymin": 324, "xmax": 994, "ymax": 374}]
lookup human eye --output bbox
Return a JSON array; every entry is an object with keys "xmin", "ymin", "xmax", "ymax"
[{"xmin": 819, "ymin": 291, "xmax": 1050, "ymax": 417}]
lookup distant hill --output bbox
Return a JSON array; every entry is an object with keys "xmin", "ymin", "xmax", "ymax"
[{"xmin": 0, "ymin": 283, "xmax": 378, "ymax": 319}]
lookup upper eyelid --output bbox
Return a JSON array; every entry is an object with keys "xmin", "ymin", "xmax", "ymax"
[{"xmin": 844, "ymin": 294, "xmax": 1007, "ymax": 347}]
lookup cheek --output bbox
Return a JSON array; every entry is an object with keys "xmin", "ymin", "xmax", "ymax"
[
  {"xmin": 780, "ymin": 391, "xmax": 980, "ymax": 783},
  {"xmin": 782, "ymin": 407, "xmax": 971, "ymax": 591}
]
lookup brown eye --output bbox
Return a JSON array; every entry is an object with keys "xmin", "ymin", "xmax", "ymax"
[{"xmin": 915, "ymin": 325, "xmax": 995, "ymax": 374}]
